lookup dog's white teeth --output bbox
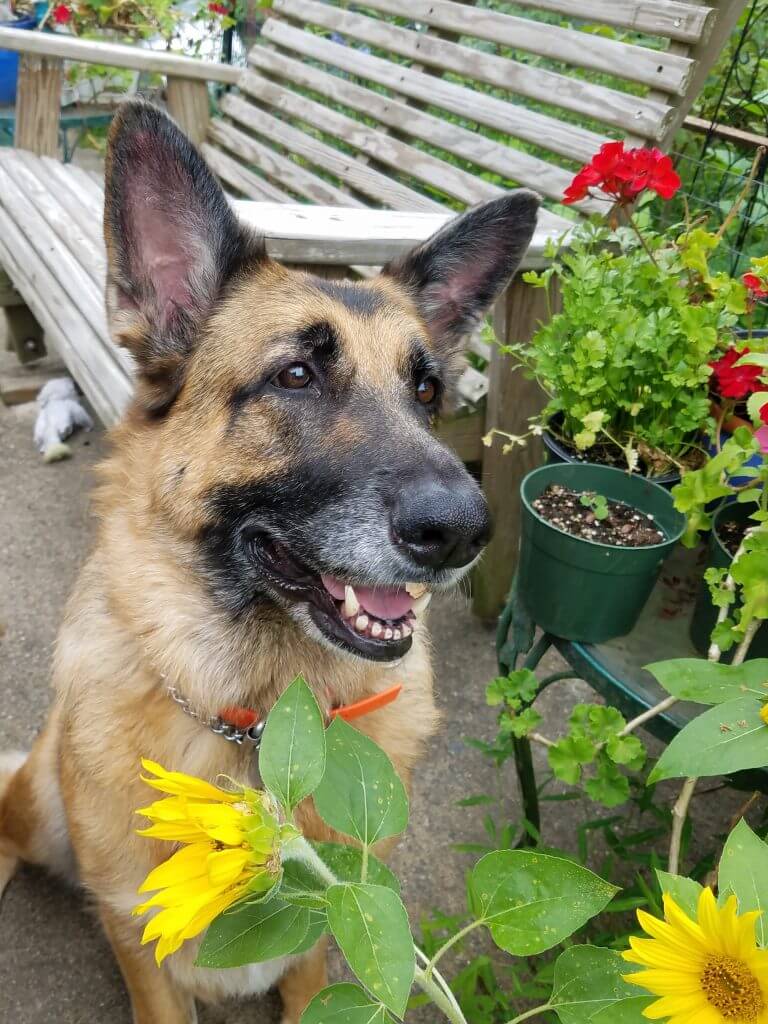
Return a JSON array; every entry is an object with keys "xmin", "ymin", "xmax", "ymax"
[
  {"xmin": 393, "ymin": 628, "xmax": 402, "ymax": 641},
  {"xmin": 384, "ymin": 627, "xmax": 393, "ymax": 640},
  {"xmin": 355, "ymin": 614, "xmax": 369, "ymax": 633},
  {"xmin": 411, "ymin": 591, "xmax": 432, "ymax": 615},
  {"xmin": 343, "ymin": 585, "xmax": 360, "ymax": 618},
  {"xmin": 371, "ymin": 621, "xmax": 383, "ymax": 638},
  {"xmin": 401, "ymin": 623, "xmax": 412, "ymax": 638},
  {"xmin": 406, "ymin": 582, "xmax": 428, "ymax": 599}
]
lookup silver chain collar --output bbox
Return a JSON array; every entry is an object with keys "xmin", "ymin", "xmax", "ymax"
[{"xmin": 167, "ymin": 686, "xmax": 266, "ymax": 747}]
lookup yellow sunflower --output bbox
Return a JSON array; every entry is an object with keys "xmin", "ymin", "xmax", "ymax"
[
  {"xmin": 623, "ymin": 886, "xmax": 768, "ymax": 1024},
  {"xmin": 133, "ymin": 759, "xmax": 296, "ymax": 964}
]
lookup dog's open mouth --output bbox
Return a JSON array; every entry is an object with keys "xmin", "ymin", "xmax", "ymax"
[{"xmin": 254, "ymin": 535, "xmax": 431, "ymax": 662}]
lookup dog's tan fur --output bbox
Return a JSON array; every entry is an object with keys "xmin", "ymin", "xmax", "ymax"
[
  {"xmin": 0, "ymin": 268, "xmax": 440, "ymax": 1024},
  {"xmin": 0, "ymin": 103, "xmax": 538, "ymax": 1022}
]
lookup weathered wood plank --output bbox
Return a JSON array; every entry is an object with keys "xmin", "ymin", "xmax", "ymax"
[
  {"xmin": 238, "ymin": 69, "xmax": 503, "ymax": 206},
  {"xmin": 0, "ymin": 206, "xmax": 130, "ymax": 425},
  {"xmin": 272, "ymin": 0, "xmax": 673, "ymax": 140},
  {"xmin": 504, "ymin": 0, "xmax": 715, "ymax": 43},
  {"xmin": 352, "ymin": 0, "xmax": 695, "ymax": 94},
  {"xmin": 436, "ymin": 410, "xmax": 484, "ymax": 463},
  {"xmin": 248, "ymin": 46, "xmax": 598, "ymax": 210},
  {"xmin": 166, "ymin": 77, "xmax": 210, "ymax": 145},
  {"xmin": 201, "ymin": 142, "xmax": 296, "ymax": 202},
  {"xmin": 36, "ymin": 156, "xmax": 105, "ymax": 247},
  {"xmin": 261, "ymin": 19, "xmax": 606, "ymax": 164},
  {"xmin": 472, "ymin": 277, "xmax": 557, "ymax": 619},
  {"xmin": 0, "ymin": 26, "xmax": 241, "ymax": 83},
  {"xmin": 207, "ymin": 117, "xmax": 364, "ymax": 207},
  {"xmin": 220, "ymin": 93, "xmax": 448, "ymax": 212},
  {"xmin": 14, "ymin": 54, "xmax": 62, "ymax": 156}
]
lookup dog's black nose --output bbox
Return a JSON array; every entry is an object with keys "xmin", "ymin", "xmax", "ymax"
[{"xmin": 392, "ymin": 476, "xmax": 491, "ymax": 569}]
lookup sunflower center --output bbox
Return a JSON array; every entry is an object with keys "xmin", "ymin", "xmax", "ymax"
[{"xmin": 701, "ymin": 954, "xmax": 765, "ymax": 1020}]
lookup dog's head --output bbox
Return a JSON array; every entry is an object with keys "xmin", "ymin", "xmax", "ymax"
[{"xmin": 103, "ymin": 102, "xmax": 539, "ymax": 664}]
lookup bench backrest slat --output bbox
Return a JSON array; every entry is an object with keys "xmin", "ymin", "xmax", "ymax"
[{"xmin": 508, "ymin": 0, "xmax": 715, "ymax": 41}]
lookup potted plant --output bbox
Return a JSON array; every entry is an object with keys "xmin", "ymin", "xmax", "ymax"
[
  {"xmin": 486, "ymin": 141, "xmax": 751, "ymax": 484},
  {"xmin": 518, "ymin": 462, "xmax": 685, "ymax": 643}
]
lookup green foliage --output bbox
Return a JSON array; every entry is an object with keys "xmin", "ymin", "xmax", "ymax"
[
  {"xmin": 515, "ymin": 222, "xmax": 738, "ymax": 474},
  {"xmin": 645, "ymin": 658, "xmax": 768, "ymax": 704},
  {"xmin": 259, "ymin": 677, "xmax": 326, "ymax": 814},
  {"xmin": 313, "ymin": 716, "xmax": 409, "ymax": 849},
  {"xmin": 654, "ymin": 871, "xmax": 703, "ymax": 918},
  {"xmin": 326, "ymin": 883, "xmax": 415, "ymax": 1017},
  {"xmin": 551, "ymin": 947, "xmax": 653, "ymax": 1024},
  {"xmin": 719, "ymin": 820, "xmax": 768, "ymax": 943},
  {"xmin": 547, "ymin": 705, "xmax": 645, "ymax": 808},
  {"xmin": 302, "ymin": 983, "xmax": 395, "ymax": 1023},
  {"xmin": 469, "ymin": 851, "xmax": 617, "ymax": 956},
  {"xmin": 486, "ymin": 669, "xmax": 543, "ymax": 742},
  {"xmin": 579, "ymin": 491, "xmax": 609, "ymax": 520},
  {"xmin": 650, "ymin": 694, "xmax": 767, "ymax": 782},
  {"xmin": 197, "ymin": 896, "xmax": 313, "ymax": 968}
]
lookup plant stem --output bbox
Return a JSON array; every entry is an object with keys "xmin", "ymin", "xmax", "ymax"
[
  {"xmin": 282, "ymin": 835, "xmax": 338, "ymax": 887},
  {"xmin": 668, "ymin": 776, "xmax": 698, "ymax": 875},
  {"xmin": 622, "ymin": 207, "xmax": 660, "ymax": 268},
  {"xmin": 424, "ymin": 920, "xmax": 484, "ymax": 977},
  {"xmin": 504, "ymin": 1003, "xmax": 554, "ymax": 1024},
  {"xmin": 621, "ymin": 696, "xmax": 679, "ymax": 736},
  {"xmin": 414, "ymin": 965, "xmax": 468, "ymax": 1024},
  {"xmin": 360, "ymin": 842, "xmax": 369, "ymax": 884}
]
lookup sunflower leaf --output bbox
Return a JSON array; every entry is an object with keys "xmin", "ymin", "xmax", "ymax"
[
  {"xmin": 655, "ymin": 870, "xmax": 703, "ymax": 918},
  {"xmin": 313, "ymin": 718, "xmax": 409, "ymax": 848},
  {"xmin": 719, "ymin": 819, "xmax": 768, "ymax": 946},
  {"xmin": 644, "ymin": 658, "xmax": 768, "ymax": 705},
  {"xmin": 648, "ymin": 695, "xmax": 767, "ymax": 782},
  {"xmin": 312, "ymin": 842, "xmax": 400, "ymax": 894},
  {"xmin": 196, "ymin": 895, "xmax": 310, "ymax": 968},
  {"xmin": 468, "ymin": 851, "xmax": 617, "ymax": 955},
  {"xmin": 301, "ymin": 983, "xmax": 395, "ymax": 1023},
  {"xmin": 552, "ymin": 946, "xmax": 653, "ymax": 1024},
  {"xmin": 325, "ymin": 883, "xmax": 415, "ymax": 1017},
  {"xmin": 259, "ymin": 676, "xmax": 326, "ymax": 813}
]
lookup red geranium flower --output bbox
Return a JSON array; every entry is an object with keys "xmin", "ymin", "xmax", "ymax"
[
  {"xmin": 563, "ymin": 141, "xmax": 681, "ymax": 206},
  {"xmin": 208, "ymin": 1, "xmax": 230, "ymax": 13},
  {"xmin": 760, "ymin": 402, "xmax": 768, "ymax": 425},
  {"xmin": 744, "ymin": 272, "xmax": 768, "ymax": 299},
  {"xmin": 710, "ymin": 347, "xmax": 763, "ymax": 400},
  {"xmin": 52, "ymin": 3, "xmax": 72, "ymax": 22}
]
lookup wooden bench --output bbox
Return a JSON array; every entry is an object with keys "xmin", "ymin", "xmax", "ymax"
[{"xmin": 0, "ymin": 0, "xmax": 745, "ymax": 615}]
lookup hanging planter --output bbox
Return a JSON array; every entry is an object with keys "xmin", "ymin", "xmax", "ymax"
[
  {"xmin": 518, "ymin": 463, "xmax": 685, "ymax": 644},
  {"xmin": 690, "ymin": 501, "xmax": 768, "ymax": 661}
]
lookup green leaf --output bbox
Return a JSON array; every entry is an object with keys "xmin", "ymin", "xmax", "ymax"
[
  {"xmin": 655, "ymin": 870, "xmax": 703, "ymax": 917},
  {"xmin": 281, "ymin": 858, "xmax": 329, "ymax": 910},
  {"xmin": 259, "ymin": 676, "xmax": 326, "ymax": 813},
  {"xmin": 469, "ymin": 851, "xmax": 617, "ymax": 955},
  {"xmin": 291, "ymin": 910, "xmax": 328, "ymax": 954},
  {"xmin": 585, "ymin": 759, "xmax": 630, "ymax": 808},
  {"xmin": 649, "ymin": 695, "xmax": 767, "ymax": 782},
  {"xmin": 501, "ymin": 707, "xmax": 543, "ymax": 738},
  {"xmin": 325, "ymin": 883, "xmax": 415, "ymax": 1017},
  {"xmin": 590, "ymin": 997, "xmax": 656, "ymax": 1024},
  {"xmin": 606, "ymin": 734, "xmax": 645, "ymax": 768},
  {"xmin": 313, "ymin": 718, "xmax": 409, "ymax": 847},
  {"xmin": 549, "ymin": 736, "xmax": 597, "ymax": 784},
  {"xmin": 645, "ymin": 658, "xmax": 768, "ymax": 705},
  {"xmin": 312, "ymin": 842, "xmax": 400, "ymax": 893},
  {"xmin": 301, "ymin": 984, "xmax": 395, "ymax": 1023},
  {"xmin": 196, "ymin": 896, "xmax": 310, "ymax": 968},
  {"xmin": 552, "ymin": 946, "xmax": 653, "ymax": 1024},
  {"xmin": 719, "ymin": 819, "xmax": 768, "ymax": 945}
]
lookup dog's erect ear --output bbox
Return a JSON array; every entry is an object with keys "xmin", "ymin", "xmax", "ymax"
[
  {"xmin": 104, "ymin": 101, "xmax": 265, "ymax": 413},
  {"xmin": 382, "ymin": 191, "xmax": 540, "ymax": 366}
]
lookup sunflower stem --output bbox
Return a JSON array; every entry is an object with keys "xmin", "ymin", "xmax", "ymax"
[{"xmin": 504, "ymin": 1003, "xmax": 554, "ymax": 1024}]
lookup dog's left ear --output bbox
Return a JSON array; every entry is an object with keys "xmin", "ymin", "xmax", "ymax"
[
  {"xmin": 104, "ymin": 100, "xmax": 266, "ymax": 413},
  {"xmin": 382, "ymin": 191, "xmax": 540, "ymax": 364}
]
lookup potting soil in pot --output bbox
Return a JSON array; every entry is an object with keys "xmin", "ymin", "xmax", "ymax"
[{"xmin": 533, "ymin": 484, "xmax": 664, "ymax": 547}]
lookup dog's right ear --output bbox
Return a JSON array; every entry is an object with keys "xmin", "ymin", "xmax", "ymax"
[{"xmin": 104, "ymin": 101, "xmax": 266, "ymax": 414}]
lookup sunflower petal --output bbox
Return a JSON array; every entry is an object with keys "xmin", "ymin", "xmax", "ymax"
[{"xmin": 140, "ymin": 759, "xmax": 241, "ymax": 803}]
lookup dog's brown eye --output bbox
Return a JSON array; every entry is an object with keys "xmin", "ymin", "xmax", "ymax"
[
  {"xmin": 417, "ymin": 377, "xmax": 438, "ymax": 405},
  {"xmin": 274, "ymin": 363, "xmax": 313, "ymax": 390}
]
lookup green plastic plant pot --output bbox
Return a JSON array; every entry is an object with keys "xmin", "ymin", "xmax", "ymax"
[
  {"xmin": 690, "ymin": 502, "xmax": 768, "ymax": 661},
  {"xmin": 518, "ymin": 464, "xmax": 686, "ymax": 643}
]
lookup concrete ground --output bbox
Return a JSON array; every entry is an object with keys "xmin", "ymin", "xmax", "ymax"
[{"xmin": 0, "ymin": 331, "xmax": 749, "ymax": 1022}]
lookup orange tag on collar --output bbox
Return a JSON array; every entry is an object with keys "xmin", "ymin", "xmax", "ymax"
[{"xmin": 330, "ymin": 684, "xmax": 403, "ymax": 722}]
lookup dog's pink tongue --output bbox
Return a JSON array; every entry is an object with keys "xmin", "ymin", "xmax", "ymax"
[{"xmin": 321, "ymin": 575, "xmax": 413, "ymax": 620}]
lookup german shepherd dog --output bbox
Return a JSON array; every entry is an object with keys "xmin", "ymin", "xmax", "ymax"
[{"xmin": 0, "ymin": 103, "xmax": 538, "ymax": 1022}]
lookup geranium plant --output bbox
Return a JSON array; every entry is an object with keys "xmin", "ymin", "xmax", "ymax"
[{"xmin": 488, "ymin": 141, "xmax": 752, "ymax": 478}]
